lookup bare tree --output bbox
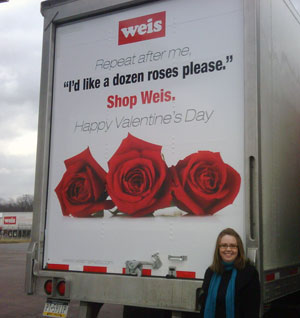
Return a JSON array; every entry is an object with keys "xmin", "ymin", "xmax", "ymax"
[
  {"xmin": 15, "ymin": 194, "xmax": 34, "ymax": 211},
  {"xmin": 0, "ymin": 195, "xmax": 34, "ymax": 212}
]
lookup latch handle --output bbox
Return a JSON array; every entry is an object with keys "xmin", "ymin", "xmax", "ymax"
[
  {"xmin": 125, "ymin": 253, "xmax": 162, "ymax": 276},
  {"xmin": 168, "ymin": 255, "xmax": 188, "ymax": 262}
]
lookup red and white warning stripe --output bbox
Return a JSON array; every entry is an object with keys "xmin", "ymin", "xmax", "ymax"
[
  {"xmin": 265, "ymin": 266, "xmax": 300, "ymax": 282},
  {"xmin": 46, "ymin": 263, "xmax": 196, "ymax": 278}
]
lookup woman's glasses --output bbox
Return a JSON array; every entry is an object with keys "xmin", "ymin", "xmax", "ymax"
[{"xmin": 219, "ymin": 244, "xmax": 238, "ymax": 249}]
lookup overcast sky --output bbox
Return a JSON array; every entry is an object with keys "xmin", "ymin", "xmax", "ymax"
[
  {"xmin": 0, "ymin": 0, "xmax": 43, "ymax": 200},
  {"xmin": 1, "ymin": 0, "xmax": 300, "ymax": 202}
]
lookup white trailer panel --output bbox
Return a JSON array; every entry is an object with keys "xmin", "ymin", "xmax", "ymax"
[{"xmin": 44, "ymin": 0, "xmax": 245, "ymax": 278}]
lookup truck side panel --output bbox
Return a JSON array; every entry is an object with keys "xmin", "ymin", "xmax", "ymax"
[
  {"xmin": 260, "ymin": 0, "xmax": 300, "ymax": 301},
  {"xmin": 260, "ymin": 0, "xmax": 300, "ymax": 270}
]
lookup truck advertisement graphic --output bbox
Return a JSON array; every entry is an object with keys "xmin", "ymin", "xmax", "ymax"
[{"xmin": 44, "ymin": 0, "xmax": 244, "ymax": 277}]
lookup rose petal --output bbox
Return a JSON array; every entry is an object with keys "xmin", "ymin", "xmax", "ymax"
[
  {"xmin": 106, "ymin": 135, "xmax": 171, "ymax": 216},
  {"xmin": 171, "ymin": 151, "xmax": 241, "ymax": 215},
  {"xmin": 55, "ymin": 147, "xmax": 114, "ymax": 217},
  {"xmin": 112, "ymin": 133, "xmax": 162, "ymax": 156}
]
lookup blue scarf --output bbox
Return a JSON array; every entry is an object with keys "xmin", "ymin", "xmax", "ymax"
[{"xmin": 204, "ymin": 262, "xmax": 237, "ymax": 318}]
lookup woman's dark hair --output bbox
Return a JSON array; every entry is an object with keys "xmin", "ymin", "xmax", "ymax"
[{"xmin": 210, "ymin": 228, "xmax": 246, "ymax": 274}]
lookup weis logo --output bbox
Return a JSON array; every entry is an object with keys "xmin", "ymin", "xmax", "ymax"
[
  {"xmin": 118, "ymin": 11, "xmax": 166, "ymax": 45},
  {"xmin": 4, "ymin": 216, "xmax": 16, "ymax": 224}
]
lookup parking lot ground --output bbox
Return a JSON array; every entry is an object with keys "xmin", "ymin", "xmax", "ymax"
[{"xmin": 0, "ymin": 242, "xmax": 123, "ymax": 318}]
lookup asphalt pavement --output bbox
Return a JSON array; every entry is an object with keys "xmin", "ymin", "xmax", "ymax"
[{"xmin": 0, "ymin": 242, "xmax": 123, "ymax": 318}]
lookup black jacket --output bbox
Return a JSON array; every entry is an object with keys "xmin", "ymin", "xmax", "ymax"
[{"xmin": 199, "ymin": 262, "xmax": 260, "ymax": 318}]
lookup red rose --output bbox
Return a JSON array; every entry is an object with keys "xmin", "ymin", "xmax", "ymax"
[
  {"xmin": 171, "ymin": 151, "xmax": 241, "ymax": 215},
  {"xmin": 55, "ymin": 148, "xmax": 114, "ymax": 217},
  {"xmin": 107, "ymin": 134, "xmax": 172, "ymax": 216}
]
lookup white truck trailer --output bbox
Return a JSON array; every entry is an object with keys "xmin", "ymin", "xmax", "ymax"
[
  {"xmin": 25, "ymin": 0, "xmax": 300, "ymax": 317},
  {"xmin": 0, "ymin": 212, "xmax": 32, "ymax": 238}
]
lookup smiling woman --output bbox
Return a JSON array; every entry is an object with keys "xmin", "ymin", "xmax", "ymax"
[{"xmin": 199, "ymin": 228, "xmax": 261, "ymax": 318}]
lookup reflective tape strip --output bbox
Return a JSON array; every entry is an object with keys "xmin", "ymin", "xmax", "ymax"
[
  {"xmin": 265, "ymin": 273, "xmax": 275, "ymax": 281},
  {"xmin": 47, "ymin": 264, "xmax": 69, "ymax": 271},
  {"xmin": 265, "ymin": 266, "xmax": 300, "ymax": 282},
  {"xmin": 68, "ymin": 264, "xmax": 83, "ymax": 271},
  {"xmin": 45, "ymin": 265, "xmax": 197, "ymax": 278},
  {"xmin": 265, "ymin": 272, "xmax": 280, "ymax": 282},
  {"xmin": 142, "ymin": 269, "xmax": 152, "ymax": 276},
  {"xmin": 176, "ymin": 271, "xmax": 196, "ymax": 279},
  {"xmin": 83, "ymin": 266, "xmax": 107, "ymax": 273}
]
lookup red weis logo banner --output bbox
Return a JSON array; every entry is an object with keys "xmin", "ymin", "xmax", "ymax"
[
  {"xmin": 118, "ymin": 11, "xmax": 166, "ymax": 45},
  {"xmin": 4, "ymin": 216, "xmax": 16, "ymax": 224}
]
